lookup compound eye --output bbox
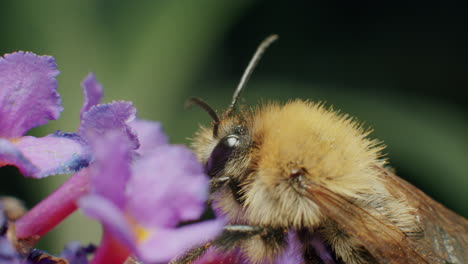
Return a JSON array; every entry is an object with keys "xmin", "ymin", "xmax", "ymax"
[
  {"xmin": 205, "ymin": 135, "xmax": 239, "ymax": 177},
  {"xmin": 225, "ymin": 135, "xmax": 240, "ymax": 148}
]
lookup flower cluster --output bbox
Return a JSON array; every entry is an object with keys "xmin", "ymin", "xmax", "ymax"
[{"xmin": 0, "ymin": 51, "xmax": 223, "ymax": 264}]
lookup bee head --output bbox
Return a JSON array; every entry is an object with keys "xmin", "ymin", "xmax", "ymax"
[{"xmin": 188, "ymin": 35, "xmax": 385, "ymax": 229}]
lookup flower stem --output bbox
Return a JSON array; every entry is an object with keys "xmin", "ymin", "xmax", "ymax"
[
  {"xmin": 90, "ymin": 230, "xmax": 130, "ymax": 264},
  {"xmin": 15, "ymin": 168, "xmax": 90, "ymax": 240}
]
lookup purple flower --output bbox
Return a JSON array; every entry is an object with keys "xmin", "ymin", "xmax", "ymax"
[
  {"xmin": 0, "ymin": 52, "xmax": 61, "ymax": 138},
  {"xmin": 60, "ymin": 241, "xmax": 95, "ymax": 264},
  {"xmin": 14, "ymin": 73, "xmax": 140, "ymax": 240},
  {"xmin": 2, "ymin": 53, "xmax": 221, "ymax": 263},
  {"xmin": 0, "ymin": 52, "xmax": 89, "ymax": 178},
  {"xmin": 0, "ymin": 237, "xmax": 25, "ymax": 264},
  {"xmin": 77, "ymin": 75, "xmax": 223, "ymax": 263},
  {"xmin": 80, "ymin": 73, "xmax": 103, "ymax": 120},
  {"xmin": 77, "ymin": 73, "xmax": 139, "ymax": 150},
  {"xmin": 78, "ymin": 126, "xmax": 223, "ymax": 263},
  {"xmin": 0, "ymin": 205, "xmax": 25, "ymax": 264}
]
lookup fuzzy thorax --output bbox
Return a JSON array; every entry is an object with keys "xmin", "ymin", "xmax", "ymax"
[{"xmin": 243, "ymin": 100, "xmax": 385, "ymax": 228}]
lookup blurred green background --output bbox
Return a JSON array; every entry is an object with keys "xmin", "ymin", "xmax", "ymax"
[{"xmin": 1, "ymin": 0, "xmax": 467, "ymax": 254}]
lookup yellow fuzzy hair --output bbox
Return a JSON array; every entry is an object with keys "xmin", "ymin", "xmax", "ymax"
[{"xmin": 252, "ymin": 100, "xmax": 385, "ymax": 195}]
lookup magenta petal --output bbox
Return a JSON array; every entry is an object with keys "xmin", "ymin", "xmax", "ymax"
[
  {"xmin": 129, "ymin": 119, "xmax": 168, "ymax": 155},
  {"xmin": 127, "ymin": 145, "xmax": 208, "ymax": 227},
  {"xmin": 0, "ymin": 52, "xmax": 61, "ymax": 138},
  {"xmin": 78, "ymin": 195, "xmax": 135, "ymax": 251},
  {"xmin": 88, "ymin": 132, "xmax": 132, "ymax": 208},
  {"xmin": 14, "ymin": 132, "xmax": 90, "ymax": 178},
  {"xmin": 80, "ymin": 73, "xmax": 103, "ymax": 119},
  {"xmin": 138, "ymin": 219, "xmax": 224, "ymax": 263},
  {"xmin": 0, "ymin": 138, "xmax": 38, "ymax": 176},
  {"xmin": 78, "ymin": 101, "xmax": 139, "ymax": 149}
]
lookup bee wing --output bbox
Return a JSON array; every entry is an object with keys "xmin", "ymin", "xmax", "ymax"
[
  {"xmin": 302, "ymin": 169, "xmax": 467, "ymax": 264},
  {"xmin": 377, "ymin": 167, "xmax": 468, "ymax": 263},
  {"xmin": 302, "ymin": 183, "xmax": 431, "ymax": 264}
]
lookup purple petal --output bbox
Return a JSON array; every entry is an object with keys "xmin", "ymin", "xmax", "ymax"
[
  {"xmin": 78, "ymin": 101, "xmax": 139, "ymax": 149},
  {"xmin": 129, "ymin": 119, "xmax": 168, "ymax": 155},
  {"xmin": 60, "ymin": 241, "xmax": 95, "ymax": 264},
  {"xmin": 13, "ymin": 132, "xmax": 90, "ymax": 178},
  {"xmin": 126, "ymin": 145, "xmax": 208, "ymax": 227},
  {"xmin": 0, "ymin": 52, "xmax": 61, "ymax": 138},
  {"xmin": 0, "ymin": 138, "xmax": 39, "ymax": 177},
  {"xmin": 88, "ymin": 132, "xmax": 132, "ymax": 208},
  {"xmin": 0, "ymin": 236, "xmax": 23, "ymax": 264},
  {"xmin": 138, "ymin": 220, "xmax": 224, "ymax": 263},
  {"xmin": 309, "ymin": 233, "xmax": 337, "ymax": 264},
  {"xmin": 273, "ymin": 232, "xmax": 304, "ymax": 264},
  {"xmin": 78, "ymin": 195, "xmax": 135, "ymax": 252},
  {"xmin": 80, "ymin": 73, "xmax": 103, "ymax": 119}
]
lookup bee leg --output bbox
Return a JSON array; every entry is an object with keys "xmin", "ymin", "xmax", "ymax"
[
  {"xmin": 169, "ymin": 242, "xmax": 212, "ymax": 264},
  {"xmin": 170, "ymin": 225, "xmax": 275, "ymax": 264},
  {"xmin": 216, "ymin": 225, "xmax": 288, "ymax": 264},
  {"xmin": 214, "ymin": 224, "xmax": 267, "ymax": 249},
  {"xmin": 209, "ymin": 176, "xmax": 230, "ymax": 195}
]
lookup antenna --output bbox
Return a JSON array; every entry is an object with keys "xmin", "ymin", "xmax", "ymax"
[
  {"xmin": 227, "ymin": 34, "xmax": 279, "ymax": 113},
  {"xmin": 186, "ymin": 97, "xmax": 220, "ymax": 137}
]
